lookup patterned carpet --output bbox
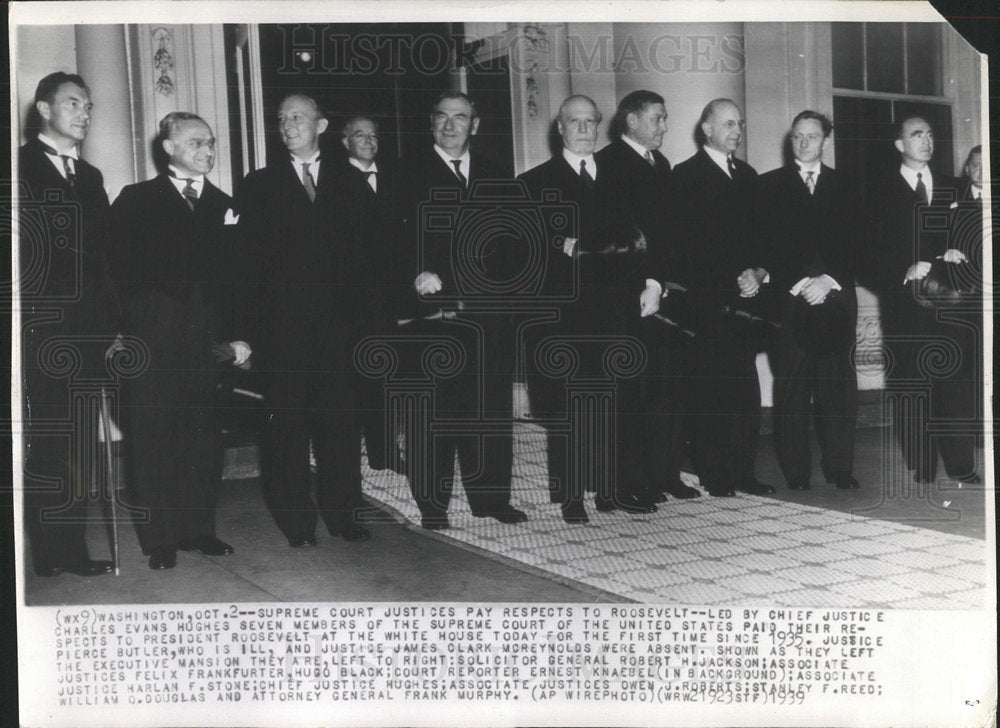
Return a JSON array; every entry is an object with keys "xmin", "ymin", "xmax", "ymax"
[{"xmin": 361, "ymin": 423, "xmax": 988, "ymax": 609}]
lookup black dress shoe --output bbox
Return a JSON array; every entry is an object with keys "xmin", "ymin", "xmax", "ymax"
[
  {"xmin": 287, "ymin": 534, "xmax": 317, "ymax": 548},
  {"xmin": 148, "ymin": 548, "xmax": 177, "ymax": 570},
  {"xmin": 913, "ymin": 471, "xmax": 936, "ymax": 485},
  {"xmin": 333, "ymin": 525, "xmax": 372, "ymax": 542},
  {"xmin": 653, "ymin": 491, "xmax": 669, "ymax": 503},
  {"xmin": 738, "ymin": 479, "xmax": 776, "ymax": 495},
  {"xmin": 479, "ymin": 505, "xmax": 528, "ymax": 524},
  {"xmin": 663, "ymin": 481, "xmax": 702, "ymax": 499},
  {"xmin": 561, "ymin": 501, "xmax": 589, "ymax": 524},
  {"xmin": 833, "ymin": 472, "xmax": 860, "ymax": 490},
  {"xmin": 621, "ymin": 494, "xmax": 657, "ymax": 513},
  {"xmin": 35, "ymin": 559, "xmax": 115, "ymax": 577},
  {"xmin": 707, "ymin": 487, "xmax": 736, "ymax": 497},
  {"xmin": 788, "ymin": 479, "xmax": 811, "ymax": 491},
  {"xmin": 178, "ymin": 536, "xmax": 234, "ymax": 556},
  {"xmin": 421, "ymin": 515, "xmax": 450, "ymax": 531}
]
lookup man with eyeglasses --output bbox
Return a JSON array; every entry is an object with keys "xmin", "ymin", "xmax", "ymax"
[
  {"xmin": 109, "ymin": 112, "xmax": 249, "ymax": 570},
  {"xmin": 672, "ymin": 98, "xmax": 775, "ymax": 499},
  {"xmin": 238, "ymin": 95, "xmax": 375, "ymax": 549},
  {"xmin": 338, "ymin": 115, "xmax": 406, "ymax": 473}
]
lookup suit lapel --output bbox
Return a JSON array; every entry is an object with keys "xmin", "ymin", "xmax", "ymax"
[{"xmin": 26, "ymin": 139, "xmax": 77, "ymax": 197}]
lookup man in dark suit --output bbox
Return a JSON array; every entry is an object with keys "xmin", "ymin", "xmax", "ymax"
[
  {"xmin": 19, "ymin": 72, "xmax": 117, "ymax": 577},
  {"xmin": 865, "ymin": 117, "xmax": 979, "ymax": 484},
  {"xmin": 672, "ymin": 98, "xmax": 776, "ymax": 498},
  {"xmin": 596, "ymin": 89, "xmax": 701, "ymax": 505},
  {"xmin": 519, "ymin": 94, "xmax": 660, "ymax": 523},
  {"xmin": 109, "ymin": 112, "xmax": 247, "ymax": 570},
  {"xmin": 759, "ymin": 111, "xmax": 860, "ymax": 492},
  {"xmin": 338, "ymin": 115, "xmax": 406, "ymax": 473},
  {"xmin": 402, "ymin": 91, "xmax": 527, "ymax": 531},
  {"xmin": 238, "ymin": 94, "xmax": 372, "ymax": 547}
]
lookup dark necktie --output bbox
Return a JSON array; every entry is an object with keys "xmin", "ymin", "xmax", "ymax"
[
  {"xmin": 915, "ymin": 172, "xmax": 928, "ymax": 204},
  {"xmin": 38, "ymin": 140, "xmax": 76, "ymax": 188},
  {"xmin": 181, "ymin": 178, "xmax": 198, "ymax": 210},
  {"xmin": 364, "ymin": 170, "xmax": 377, "ymax": 194},
  {"xmin": 727, "ymin": 156, "xmax": 737, "ymax": 179},
  {"xmin": 451, "ymin": 159, "xmax": 467, "ymax": 187},
  {"xmin": 805, "ymin": 170, "xmax": 815, "ymax": 195},
  {"xmin": 579, "ymin": 159, "xmax": 594, "ymax": 190},
  {"xmin": 301, "ymin": 162, "xmax": 317, "ymax": 202},
  {"xmin": 645, "ymin": 150, "xmax": 656, "ymax": 167}
]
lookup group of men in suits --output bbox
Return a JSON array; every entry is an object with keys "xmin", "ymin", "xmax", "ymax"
[{"xmin": 19, "ymin": 68, "xmax": 984, "ymax": 577}]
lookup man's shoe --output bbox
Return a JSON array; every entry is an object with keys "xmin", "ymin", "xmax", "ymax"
[
  {"xmin": 707, "ymin": 487, "xmax": 736, "ymax": 497},
  {"xmin": 479, "ymin": 505, "xmax": 528, "ymax": 524},
  {"xmin": 334, "ymin": 525, "xmax": 372, "ymax": 542},
  {"xmin": 621, "ymin": 494, "xmax": 658, "ymax": 514},
  {"xmin": 421, "ymin": 515, "xmax": 450, "ymax": 531},
  {"xmin": 148, "ymin": 548, "xmax": 177, "ymax": 570},
  {"xmin": 738, "ymin": 479, "xmax": 776, "ymax": 496},
  {"xmin": 913, "ymin": 471, "xmax": 936, "ymax": 485},
  {"xmin": 663, "ymin": 481, "xmax": 701, "ymax": 499},
  {"xmin": 653, "ymin": 491, "xmax": 669, "ymax": 503},
  {"xmin": 833, "ymin": 472, "xmax": 860, "ymax": 490},
  {"xmin": 288, "ymin": 534, "xmax": 317, "ymax": 548},
  {"xmin": 561, "ymin": 501, "xmax": 589, "ymax": 524},
  {"xmin": 178, "ymin": 536, "xmax": 234, "ymax": 556},
  {"xmin": 788, "ymin": 479, "xmax": 811, "ymax": 491},
  {"xmin": 35, "ymin": 559, "xmax": 115, "ymax": 578}
]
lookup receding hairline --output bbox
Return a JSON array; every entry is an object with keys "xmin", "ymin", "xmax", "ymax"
[
  {"xmin": 279, "ymin": 94, "xmax": 323, "ymax": 117},
  {"xmin": 700, "ymin": 98, "xmax": 740, "ymax": 126},
  {"xmin": 558, "ymin": 95, "xmax": 602, "ymax": 124},
  {"xmin": 897, "ymin": 116, "xmax": 931, "ymax": 139}
]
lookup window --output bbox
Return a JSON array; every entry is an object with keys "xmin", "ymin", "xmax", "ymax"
[{"xmin": 832, "ymin": 22, "xmax": 942, "ymax": 97}]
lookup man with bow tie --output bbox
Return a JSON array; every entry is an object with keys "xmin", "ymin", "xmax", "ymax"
[
  {"xmin": 758, "ymin": 111, "xmax": 861, "ymax": 493},
  {"xmin": 19, "ymin": 72, "xmax": 118, "ymax": 578},
  {"xmin": 865, "ymin": 118, "xmax": 980, "ymax": 485},
  {"xmin": 238, "ymin": 94, "xmax": 373, "ymax": 548},
  {"xmin": 337, "ymin": 114, "xmax": 406, "ymax": 474},
  {"xmin": 109, "ymin": 112, "xmax": 248, "ymax": 570},
  {"xmin": 672, "ymin": 98, "xmax": 776, "ymax": 499}
]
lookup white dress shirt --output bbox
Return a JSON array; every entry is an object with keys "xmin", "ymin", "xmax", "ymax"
[
  {"xmin": 349, "ymin": 157, "xmax": 378, "ymax": 193},
  {"xmin": 166, "ymin": 164, "xmax": 204, "ymax": 200},
  {"xmin": 434, "ymin": 145, "xmax": 470, "ymax": 185},
  {"xmin": 899, "ymin": 163, "xmax": 933, "ymax": 203},
  {"xmin": 703, "ymin": 145, "xmax": 734, "ymax": 178},
  {"xmin": 290, "ymin": 151, "xmax": 321, "ymax": 186},
  {"xmin": 561, "ymin": 148, "xmax": 597, "ymax": 180},
  {"xmin": 37, "ymin": 132, "xmax": 78, "ymax": 180}
]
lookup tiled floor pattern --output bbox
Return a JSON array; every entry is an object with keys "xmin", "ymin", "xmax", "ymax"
[{"xmin": 361, "ymin": 423, "xmax": 988, "ymax": 609}]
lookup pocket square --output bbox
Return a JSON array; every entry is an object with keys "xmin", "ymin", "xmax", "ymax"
[{"xmin": 224, "ymin": 208, "xmax": 239, "ymax": 225}]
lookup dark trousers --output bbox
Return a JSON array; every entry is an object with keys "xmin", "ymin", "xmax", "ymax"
[
  {"xmin": 690, "ymin": 315, "xmax": 762, "ymax": 492},
  {"xmin": 263, "ymin": 373, "xmax": 363, "ymax": 538},
  {"xmin": 882, "ymin": 299, "xmax": 977, "ymax": 480},
  {"xmin": 402, "ymin": 315, "xmax": 513, "ymax": 520},
  {"xmin": 771, "ymin": 330, "xmax": 857, "ymax": 485},
  {"xmin": 618, "ymin": 317, "xmax": 690, "ymax": 498},
  {"xmin": 22, "ymin": 367, "xmax": 98, "ymax": 572},
  {"xmin": 122, "ymin": 291, "xmax": 220, "ymax": 554}
]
